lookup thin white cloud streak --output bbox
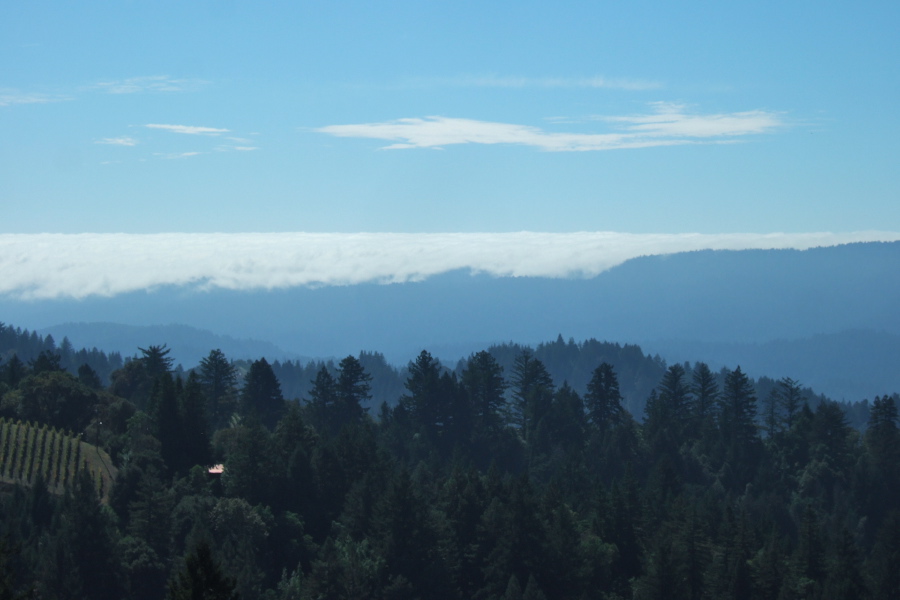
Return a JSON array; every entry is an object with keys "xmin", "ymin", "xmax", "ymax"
[
  {"xmin": 214, "ymin": 145, "xmax": 259, "ymax": 152},
  {"xmin": 430, "ymin": 75, "xmax": 661, "ymax": 91},
  {"xmin": 0, "ymin": 90, "xmax": 69, "ymax": 107},
  {"xmin": 95, "ymin": 136, "xmax": 138, "ymax": 146},
  {"xmin": 317, "ymin": 105, "xmax": 782, "ymax": 151},
  {"xmin": 93, "ymin": 76, "xmax": 208, "ymax": 94},
  {"xmin": 598, "ymin": 102, "xmax": 781, "ymax": 138},
  {"xmin": 146, "ymin": 124, "xmax": 229, "ymax": 135},
  {"xmin": 154, "ymin": 151, "xmax": 202, "ymax": 159},
  {"xmin": 1, "ymin": 232, "xmax": 898, "ymax": 301}
]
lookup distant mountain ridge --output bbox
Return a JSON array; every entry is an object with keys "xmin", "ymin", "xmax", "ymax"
[{"xmin": 2, "ymin": 241, "xmax": 898, "ymax": 401}]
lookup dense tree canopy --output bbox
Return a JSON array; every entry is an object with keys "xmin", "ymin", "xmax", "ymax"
[{"xmin": 0, "ymin": 323, "xmax": 897, "ymax": 600}]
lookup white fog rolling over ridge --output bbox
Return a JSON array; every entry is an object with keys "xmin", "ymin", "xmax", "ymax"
[{"xmin": 2, "ymin": 231, "xmax": 899, "ymax": 300}]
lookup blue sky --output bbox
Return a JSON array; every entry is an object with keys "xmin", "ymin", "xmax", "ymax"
[{"xmin": 1, "ymin": 2, "xmax": 899, "ymax": 297}]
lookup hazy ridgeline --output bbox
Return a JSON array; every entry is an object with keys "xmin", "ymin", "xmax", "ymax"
[{"xmin": 5, "ymin": 242, "xmax": 900, "ymax": 402}]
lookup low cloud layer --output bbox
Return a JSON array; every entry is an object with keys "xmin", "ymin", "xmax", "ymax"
[
  {"xmin": 317, "ymin": 104, "xmax": 782, "ymax": 151},
  {"xmin": 2, "ymin": 232, "xmax": 897, "ymax": 301}
]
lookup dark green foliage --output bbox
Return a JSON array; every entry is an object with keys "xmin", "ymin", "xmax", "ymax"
[
  {"xmin": 2, "ymin": 355, "xmax": 28, "ymax": 389},
  {"xmin": 336, "ymin": 355, "xmax": 372, "ymax": 424},
  {"xmin": 584, "ymin": 362, "xmax": 624, "ymax": 431},
  {"xmin": 479, "ymin": 337, "xmax": 666, "ymax": 415},
  {"xmin": 119, "ymin": 536, "xmax": 167, "ymax": 600},
  {"xmin": 522, "ymin": 574, "xmax": 547, "ymax": 600},
  {"xmin": 718, "ymin": 366, "xmax": 761, "ymax": 487},
  {"xmin": 2, "ymin": 321, "xmax": 899, "ymax": 600},
  {"xmin": 306, "ymin": 365, "xmax": 340, "ymax": 435},
  {"xmin": 127, "ymin": 463, "xmax": 173, "ymax": 560},
  {"xmin": 777, "ymin": 377, "xmax": 806, "ymax": 431},
  {"xmin": 16, "ymin": 370, "xmax": 97, "ymax": 431},
  {"xmin": 509, "ymin": 350, "xmax": 555, "ymax": 443},
  {"xmin": 0, "ymin": 324, "xmax": 122, "ymax": 387},
  {"xmin": 167, "ymin": 541, "xmax": 239, "ymax": 600},
  {"xmin": 0, "ymin": 535, "xmax": 31, "ymax": 600},
  {"xmin": 140, "ymin": 344, "xmax": 174, "ymax": 380},
  {"xmin": 110, "ymin": 358, "xmax": 155, "ymax": 410},
  {"xmin": 156, "ymin": 374, "xmax": 184, "ymax": 473},
  {"xmin": 401, "ymin": 350, "xmax": 448, "ymax": 439},
  {"xmin": 45, "ymin": 469, "xmax": 124, "ymax": 600},
  {"xmin": 305, "ymin": 357, "xmax": 374, "ymax": 439},
  {"xmin": 241, "ymin": 358, "xmax": 285, "ymax": 430},
  {"xmin": 221, "ymin": 420, "xmax": 276, "ymax": 506},
  {"xmin": 77, "ymin": 363, "xmax": 103, "ymax": 390},
  {"xmin": 29, "ymin": 351, "xmax": 63, "ymax": 375},
  {"xmin": 789, "ymin": 504, "xmax": 826, "ymax": 599},
  {"xmin": 181, "ymin": 372, "xmax": 212, "ymax": 470},
  {"xmin": 461, "ymin": 350, "xmax": 507, "ymax": 437},
  {"xmin": 198, "ymin": 349, "xmax": 238, "ymax": 430},
  {"xmin": 691, "ymin": 361, "xmax": 719, "ymax": 436},
  {"xmin": 372, "ymin": 468, "xmax": 447, "ymax": 598},
  {"xmin": 868, "ymin": 511, "xmax": 900, "ymax": 600},
  {"xmin": 823, "ymin": 528, "xmax": 867, "ymax": 600}
]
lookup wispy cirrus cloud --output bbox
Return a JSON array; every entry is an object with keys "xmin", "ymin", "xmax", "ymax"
[
  {"xmin": 596, "ymin": 102, "xmax": 780, "ymax": 137},
  {"xmin": 95, "ymin": 136, "xmax": 138, "ymax": 146},
  {"xmin": 153, "ymin": 151, "xmax": 203, "ymax": 159},
  {"xmin": 426, "ymin": 74, "xmax": 662, "ymax": 91},
  {"xmin": 146, "ymin": 124, "xmax": 229, "ymax": 135},
  {"xmin": 317, "ymin": 103, "xmax": 783, "ymax": 152},
  {"xmin": 216, "ymin": 145, "xmax": 258, "ymax": 152},
  {"xmin": 2, "ymin": 76, "xmax": 204, "ymax": 108},
  {"xmin": 0, "ymin": 89, "xmax": 70, "ymax": 107},
  {"xmin": 93, "ymin": 75, "xmax": 208, "ymax": 94},
  {"xmin": 1, "ymin": 231, "xmax": 896, "ymax": 300}
]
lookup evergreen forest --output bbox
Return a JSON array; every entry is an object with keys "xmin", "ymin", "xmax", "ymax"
[{"xmin": 0, "ymin": 321, "xmax": 898, "ymax": 600}]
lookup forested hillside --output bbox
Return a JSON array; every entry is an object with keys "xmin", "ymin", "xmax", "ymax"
[
  {"xmin": 0, "ymin": 321, "xmax": 897, "ymax": 599},
  {"xmin": 0, "ymin": 322, "xmax": 123, "ymax": 385}
]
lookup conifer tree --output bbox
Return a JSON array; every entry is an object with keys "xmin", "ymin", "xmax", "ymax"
[
  {"xmin": 307, "ymin": 366, "xmax": 340, "ymax": 435},
  {"xmin": 510, "ymin": 350, "xmax": 555, "ymax": 442},
  {"xmin": 690, "ymin": 362, "xmax": 719, "ymax": 437},
  {"xmin": 401, "ymin": 350, "xmax": 446, "ymax": 438},
  {"xmin": 461, "ymin": 351, "xmax": 507, "ymax": 436},
  {"xmin": 241, "ymin": 358, "xmax": 285, "ymax": 430},
  {"xmin": 139, "ymin": 345, "xmax": 174, "ymax": 380},
  {"xmin": 776, "ymin": 377, "xmax": 805, "ymax": 431},
  {"xmin": 335, "ymin": 355, "xmax": 371, "ymax": 428},
  {"xmin": 584, "ymin": 362, "xmax": 624, "ymax": 432},
  {"xmin": 866, "ymin": 395, "xmax": 899, "ymax": 475},
  {"xmin": 198, "ymin": 349, "xmax": 238, "ymax": 429}
]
